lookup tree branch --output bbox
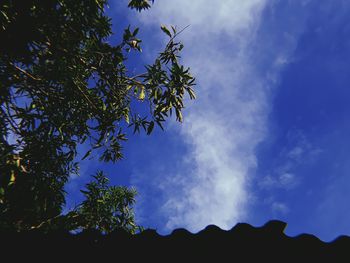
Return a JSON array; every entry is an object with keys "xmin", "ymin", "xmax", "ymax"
[{"xmin": 10, "ymin": 63, "xmax": 42, "ymax": 81}]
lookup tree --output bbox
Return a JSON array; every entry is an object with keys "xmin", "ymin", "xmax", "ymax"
[
  {"xmin": 73, "ymin": 171, "xmax": 140, "ymax": 234},
  {"xmin": 28, "ymin": 171, "xmax": 140, "ymax": 234},
  {"xmin": 0, "ymin": 0, "xmax": 195, "ymax": 233}
]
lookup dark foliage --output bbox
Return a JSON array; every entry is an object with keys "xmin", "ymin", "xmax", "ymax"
[{"xmin": 0, "ymin": 0, "xmax": 195, "ymax": 232}]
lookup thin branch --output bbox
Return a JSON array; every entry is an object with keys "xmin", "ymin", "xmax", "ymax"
[
  {"xmin": 10, "ymin": 63, "xmax": 42, "ymax": 81},
  {"xmin": 129, "ymin": 72, "xmax": 148, "ymax": 80},
  {"xmin": 122, "ymin": 76, "xmax": 145, "ymax": 87},
  {"xmin": 73, "ymin": 81, "xmax": 99, "ymax": 113},
  {"xmin": 172, "ymin": 24, "xmax": 191, "ymax": 40},
  {"xmin": 2, "ymin": 103, "xmax": 21, "ymax": 136}
]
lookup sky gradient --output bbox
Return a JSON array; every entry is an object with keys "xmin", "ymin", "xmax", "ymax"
[{"xmin": 65, "ymin": 0, "xmax": 350, "ymax": 242}]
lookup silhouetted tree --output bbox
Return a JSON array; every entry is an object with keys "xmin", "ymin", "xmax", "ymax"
[{"xmin": 0, "ymin": 0, "xmax": 195, "ymax": 233}]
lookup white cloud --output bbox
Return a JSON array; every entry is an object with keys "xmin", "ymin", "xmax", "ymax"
[
  {"xmin": 285, "ymin": 131, "xmax": 323, "ymax": 168},
  {"xmin": 279, "ymin": 173, "xmax": 296, "ymax": 187},
  {"xmin": 258, "ymin": 130, "xmax": 324, "ymax": 214},
  {"xmin": 287, "ymin": 146, "xmax": 304, "ymax": 160},
  {"xmin": 259, "ymin": 173, "xmax": 298, "ymax": 190},
  {"xmin": 271, "ymin": 201, "xmax": 289, "ymax": 215},
  {"xmin": 126, "ymin": 0, "xmax": 308, "ymax": 232}
]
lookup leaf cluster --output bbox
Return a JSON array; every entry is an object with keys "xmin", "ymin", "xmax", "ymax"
[
  {"xmin": 128, "ymin": 0, "xmax": 155, "ymax": 12},
  {"xmin": 0, "ymin": 0, "xmax": 196, "ymax": 232},
  {"xmin": 73, "ymin": 171, "xmax": 139, "ymax": 234}
]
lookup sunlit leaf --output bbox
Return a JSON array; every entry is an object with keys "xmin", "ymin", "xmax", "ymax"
[{"xmin": 161, "ymin": 25, "xmax": 172, "ymax": 38}]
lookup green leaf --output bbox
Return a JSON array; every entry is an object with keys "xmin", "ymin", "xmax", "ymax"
[
  {"xmin": 95, "ymin": 0, "xmax": 104, "ymax": 9},
  {"xmin": 139, "ymin": 87, "xmax": 145, "ymax": 100},
  {"xmin": 124, "ymin": 113, "xmax": 130, "ymax": 124},
  {"xmin": 9, "ymin": 171, "xmax": 16, "ymax": 186},
  {"xmin": 175, "ymin": 108, "xmax": 183, "ymax": 122},
  {"xmin": 187, "ymin": 88, "xmax": 196, "ymax": 99},
  {"xmin": 133, "ymin": 27, "xmax": 139, "ymax": 36},
  {"xmin": 161, "ymin": 25, "xmax": 172, "ymax": 38}
]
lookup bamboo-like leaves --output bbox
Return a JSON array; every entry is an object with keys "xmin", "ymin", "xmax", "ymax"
[
  {"xmin": 0, "ymin": 0, "xmax": 195, "ymax": 233},
  {"xmin": 161, "ymin": 25, "xmax": 172, "ymax": 38}
]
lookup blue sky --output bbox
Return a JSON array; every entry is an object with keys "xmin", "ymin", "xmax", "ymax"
[{"xmin": 65, "ymin": 0, "xmax": 350, "ymax": 241}]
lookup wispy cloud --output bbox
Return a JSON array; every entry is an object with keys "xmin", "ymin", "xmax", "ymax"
[
  {"xmin": 271, "ymin": 201, "xmax": 289, "ymax": 215},
  {"xmin": 257, "ymin": 129, "xmax": 324, "ymax": 217},
  {"xmin": 127, "ymin": 0, "xmax": 308, "ymax": 232},
  {"xmin": 259, "ymin": 130, "xmax": 322, "ymax": 190},
  {"xmin": 259, "ymin": 173, "xmax": 298, "ymax": 190}
]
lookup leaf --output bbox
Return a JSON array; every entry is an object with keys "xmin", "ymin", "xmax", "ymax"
[
  {"xmin": 147, "ymin": 121, "xmax": 154, "ymax": 135},
  {"xmin": 0, "ymin": 10, "xmax": 9, "ymax": 22},
  {"xmin": 95, "ymin": 0, "xmax": 104, "ymax": 9},
  {"xmin": 117, "ymin": 132, "xmax": 127, "ymax": 141},
  {"xmin": 139, "ymin": 87, "xmax": 145, "ymax": 100},
  {"xmin": 133, "ymin": 122, "xmax": 140, "ymax": 134},
  {"xmin": 133, "ymin": 27, "xmax": 139, "ymax": 36},
  {"xmin": 0, "ymin": 187, "xmax": 4, "ymax": 203},
  {"xmin": 80, "ymin": 190, "xmax": 89, "ymax": 195},
  {"xmin": 81, "ymin": 136, "xmax": 88, "ymax": 144},
  {"xmin": 124, "ymin": 113, "xmax": 130, "ymax": 124},
  {"xmin": 175, "ymin": 109, "xmax": 183, "ymax": 122},
  {"xmin": 187, "ymin": 88, "xmax": 196, "ymax": 99},
  {"xmin": 141, "ymin": 120, "xmax": 147, "ymax": 131},
  {"xmin": 58, "ymin": 126, "xmax": 64, "ymax": 141},
  {"xmin": 81, "ymin": 150, "xmax": 92, "ymax": 160},
  {"xmin": 161, "ymin": 25, "xmax": 172, "ymax": 38},
  {"xmin": 156, "ymin": 120, "xmax": 164, "ymax": 130},
  {"xmin": 9, "ymin": 170, "xmax": 16, "ymax": 186}
]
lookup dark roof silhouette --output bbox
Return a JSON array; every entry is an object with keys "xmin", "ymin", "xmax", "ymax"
[{"xmin": 2, "ymin": 220, "xmax": 349, "ymax": 261}]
